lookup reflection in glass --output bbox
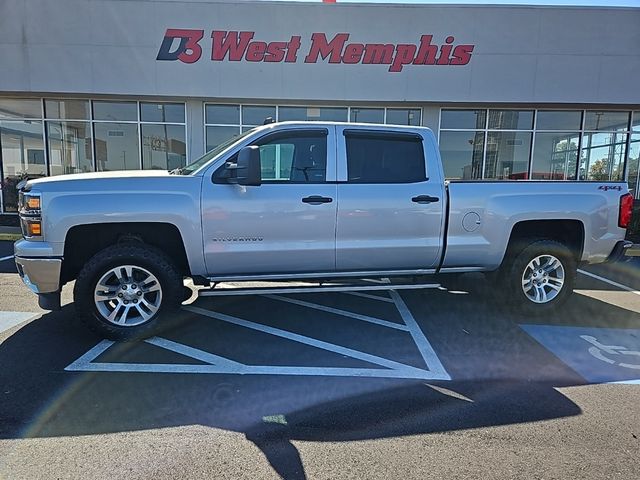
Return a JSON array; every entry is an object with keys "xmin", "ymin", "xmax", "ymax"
[
  {"xmin": 484, "ymin": 131, "xmax": 532, "ymax": 179},
  {"xmin": 205, "ymin": 104, "xmax": 240, "ymax": 125},
  {"xmin": 439, "ymin": 131, "xmax": 484, "ymax": 180},
  {"xmin": 47, "ymin": 121, "xmax": 93, "ymax": 175},
  {"xmin": 94, "ymin": 123, "xmax": 140, "ymax": 171},
  {"xmin": 0, "ymin": 99, "xmax": 42, "ymax": 119},
  {"xmin": 531, "ymin": 132, "xmax": 580, "ymax": 180},
  {"xmin": 633, "ymin": 111, "xmax": 640, "ymax": 131},
  {"xmin": 278, "ymin": 106, "xmax": 348, "ymax": 122},
  {"xmin": 536, "ymin": 111, "xmax": 582, "ymax": 131},
  {"xmin": 45, "ymin": 99, "xmax": 90, "ymax": 120},
  {"xmin": 259, "ymin": 144, "xmax": 294, "ymax": 180},
  {"xmin": 350, "ymin": 108, "xmax": 384, "ymax": 124},
  {"xmin": 386, "ymin": 108, "xmax": 421, "ymax": 126},
  {"xmin": 488, "ymin": 110, "xmax": 533, "ymax": 130},
  {"xmin": 584, "ymin": 111, "xmax": 630, "ymax": 131},
  {"xmin": 141, "ymin": 124, "xmax": 186, "ymax": 170},
  {"xmin": 440, "ymin": 109, "xmax": 486, "ymax": 130},
  {"xmin": 93, "ymin": 101, "xmax": 138, "ymax": 122},
  {"xmin": 140, "ymin": 103, "xmax": 185, "ymax": 123},
  {"xmin": 1, "ymin": 120, "xmax": 46, "ymax": 211},
  {"xmin": 242, "ymin": 105, "xmax": 276, "ymax": 126},
  {"xmin": 206, "ymin": 126, "xmax": 241, "ymax": 152},
  {"xmin": 579, "ymin": 132, "xmax": 627, "ymax": 181},
  {"xmin": 627, "ymin": 135, "xmax": 640, "ymax": 197}
]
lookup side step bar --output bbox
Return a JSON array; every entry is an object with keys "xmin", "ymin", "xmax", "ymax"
[{"xmin": 198, "ymin": 282, "xmax": 441, "ymax": 297}]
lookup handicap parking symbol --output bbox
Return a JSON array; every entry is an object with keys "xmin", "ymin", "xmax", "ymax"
[{"xmin": 520, "ymin": 325, "xmax": 640, "ymax": 384}]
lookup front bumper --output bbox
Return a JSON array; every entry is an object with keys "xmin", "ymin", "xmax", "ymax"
[{"xmin": 14, "ymin": 256, "xmax": 62, "ymax": 294}]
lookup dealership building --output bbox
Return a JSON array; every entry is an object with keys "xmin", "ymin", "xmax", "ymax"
[{"xmin": 0, "ymin": 0, "xmax": 639, "ymax": 223}]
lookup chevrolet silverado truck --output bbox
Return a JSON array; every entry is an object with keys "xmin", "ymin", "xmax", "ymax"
[{"xmin": 14, "ymin": 121, "xmax": 633, "ymax": 339}]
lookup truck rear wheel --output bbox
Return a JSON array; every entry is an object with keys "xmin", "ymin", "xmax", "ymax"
[
  {"xmin": 506, "ymin": 239, "xmax": 576, "ymax": 315},
  {"xmin": 74, "ymin": 243, "xmax": 183, "ymax": 340}
]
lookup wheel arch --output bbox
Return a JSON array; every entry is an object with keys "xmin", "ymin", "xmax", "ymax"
[{"xmin": 62, "ymin": 222, "xmax": 190, "ymax": 283}]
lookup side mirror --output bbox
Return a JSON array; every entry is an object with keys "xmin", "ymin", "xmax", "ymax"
[{"xmin": 236, "ymin": 146, "xmax": 262, "ymax": 186}]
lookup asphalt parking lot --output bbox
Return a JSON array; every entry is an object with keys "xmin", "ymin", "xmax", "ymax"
[{"xmin": 1, "ymin": 240, "xmax": 639, "ymax": 480}]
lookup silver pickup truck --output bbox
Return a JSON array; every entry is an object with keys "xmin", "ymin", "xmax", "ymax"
[{"xmin": 14, "ymin": 121, "xmax": 633, "ymax": 339}]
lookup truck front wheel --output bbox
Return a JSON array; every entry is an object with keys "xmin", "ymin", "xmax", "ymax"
[
  {"xmin": 506, "ymin": 239, "xmax": 576, "ymax": 314},
  {"xmin": 74, "ymin": 243, "xmax": 183, "ymax": 340}
]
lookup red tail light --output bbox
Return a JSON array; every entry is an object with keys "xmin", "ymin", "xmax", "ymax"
[{"xmin": 619, "ymin": 193, "xmax": 633, "ymax": 229}]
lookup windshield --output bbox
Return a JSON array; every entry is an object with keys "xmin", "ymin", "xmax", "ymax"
[{"xmin": 174, "ymin": 127, "xmax": 257, "ymax": 175}]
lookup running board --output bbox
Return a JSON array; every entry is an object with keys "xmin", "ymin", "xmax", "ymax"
[{"xmin": 198, "ymin": 282, "xmax": 441, "ymax": 297}]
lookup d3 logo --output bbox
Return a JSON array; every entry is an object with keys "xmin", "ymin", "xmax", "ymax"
[{"xmin": 156, "ymin": 29, "xmax": 205, "ymax": 63}]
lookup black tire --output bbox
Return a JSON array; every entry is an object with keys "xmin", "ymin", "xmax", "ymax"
[
  {"xmin": 74, "ymin": 243, "xmax": 183, "ymax": 340},
  {"xmin": 504, "ymin": 239, "xmax": 576, "ymax": 315}
]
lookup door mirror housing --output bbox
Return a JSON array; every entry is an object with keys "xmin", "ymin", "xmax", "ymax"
[{"xmin": 236, "ymin": 146, "xmax": 262, "ymax": 186}]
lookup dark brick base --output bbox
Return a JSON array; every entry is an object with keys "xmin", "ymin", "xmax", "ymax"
[{"xmin": 0, "ymin": 214, "xmax": 19, "ymax": 228}]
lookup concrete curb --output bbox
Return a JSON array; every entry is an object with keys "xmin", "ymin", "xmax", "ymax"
[{"xmin": 0, "ymin": 234, "xmax": 21, "ymax": 242}]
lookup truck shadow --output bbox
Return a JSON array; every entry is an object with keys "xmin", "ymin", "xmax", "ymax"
[{"xmin": 0, "ymin": 285, "xmax": 638, "ymax": 479}]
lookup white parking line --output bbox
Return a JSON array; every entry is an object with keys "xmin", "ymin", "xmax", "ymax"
[
  {"xmin": 578, "ymin": 269, "xmax": 640, "ymax": 296},
  {"xmin": 343, "ymin": 291, "xmax": 396, "ymax": 303},
  {"xmin": 0, "ymin": 255, "xmax": 14, "ymax": 262},
  {"xmin": 264, "ymin": 294, "xmax": 409, "ymax": 331},
  {"xmin": 66, "ymin": 288, "xmax": 451, "ymax": 380}
]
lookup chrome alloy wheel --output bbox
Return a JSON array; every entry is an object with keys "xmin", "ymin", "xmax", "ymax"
[
  {"xmin": 521, "ymin": 254, "xmax": 565, "ymax": 304},
  {"xmin": 93, "ymin": 265, "xmax": 162, "ymax": 326}
]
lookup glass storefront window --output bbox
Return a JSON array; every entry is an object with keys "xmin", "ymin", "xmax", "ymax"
[
  {"xmin": 531, "ymin": 132, "xmax": 580, "ymax": 180},
  {"xmin": 439, "ymin": 131, "xmax": 484, "ymax": 180},
  {"xmin": 47, "ymin": 121, "xmax": 93, "ymax": 176},
  {"xmin": 350, "ymin": 108, "xmax": 384, "ymax": 124},
  {"xmin": 45, "ymin": 99, "xmax": 90, "ymax": 120},
  {"xmin": 484, "ymin": 131, "xmax": 532, "ymax": 179},
  {"xmin": 579, "ymin": 132, "xmax": 627, "ymax": 181},
  {"xmin": 633, "ymin": 111, "xmax": 640, "ymax": 131},
  {"xmin": 440, "ymin": 110, "xmax": 486, "ymax": 130},
  {"xmin": 206, "ymin": 126, "xmax": 241, "ymax": 152},
  {"xmin": 584, "ymin": 111, "xmax": 630, "ymax": 131},
  {"xmin": 0, "ymin": 99, "xmax": 42, "ymax": 119},
  {"xmin": 206, "ymin": 104, "xmax": 240, "ymax": 125},
  {"xmin": 141, "ymin": 124, "xmax": 186, "ymax": 170},
  {"xmin": 94, "ymin": 123, "xmax": 140, "ymax": 171},
  {"xmin": 242, "ymin": 105, "xmax": 276, "ymax": 126},
  {"xmin": 386, "ymin": 108, "xmax": 421, "ymax": 126},
  {"xmin": 536, "ymin": 111, "xmax": 582, "ymax": 131},
  {"xmin": 93, "ymin": 101, "xmax": 138, "ymax": 122},
  {"xmin": 487, "ymin": 110, "xmax": 534, "ymax": 130},
  {"xmin": 627, "ymin": 134, "xmax": 640, "ymax": 197},
  {"xmin": 278, "ymin": 106, "xmax": 348, "ymax": 122},
  {"xmin": 1, "ymin": 120, "xmax": 46, "ymax": 211},
  {"xmin": 140, "ymin": 103, "xmax": 185, "ymax": 123}
]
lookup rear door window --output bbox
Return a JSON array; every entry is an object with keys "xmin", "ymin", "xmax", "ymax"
[{"xmin": 344, "ymin": 132, "xmax": 426, "ymax": 183}]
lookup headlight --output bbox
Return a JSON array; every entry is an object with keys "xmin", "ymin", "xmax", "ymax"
[
  {"xmin": 19, "ymin": 192, "xmax": 42, "ymax": 215},
  {"xmin": 18, "ymin": 192, "xmax": 43, "ymax": 239}
]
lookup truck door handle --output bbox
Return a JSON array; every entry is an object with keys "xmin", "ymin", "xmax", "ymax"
[
  {"xmin": 302, "ymin": 195, "xmax": 333, "ymax": 205},
  {"xmin": 412, "ymin": 195, "xmax": 439, "ymax": 204}
]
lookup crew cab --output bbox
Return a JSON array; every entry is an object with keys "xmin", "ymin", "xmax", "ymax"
[{"xmin": 14, "ymin": 121, "xmax": 633, "ymax": 339}]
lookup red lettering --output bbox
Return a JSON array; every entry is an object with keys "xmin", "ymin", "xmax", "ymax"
[
  {"xmin": 165, "ymin": 28, "xmax": 204, "ymax": 64},
  {"xmin": 362, "ymin": 44, "xmax": 394, "ymax": 64},
  {"xmin": 264, "ymin": 41, "xmax": 287, "ymax": 62},
  {"xmin": 413, "ymin": 35, "xmax": 438, "ymax": 65},
  {"xmin": 436, "ymin": 36, "xmax": 455, "ymax": 65},
  {"xmin": 389, "ymin": 44, "xmax": 417, "ymax": 72},
  {"xmin": 342, "ymin": 43, "xmax": 364, "ymax": 64},
  {"xmin": 450, "ymin": 44, "xmax": 474, "ymax": 65},
  {"xmin": 285, "ymin": 36, "xmax": 301, "ymax": 63},
  {"xmin": 211, "ymin": 31, "xmax": 254, "ymax": 61},
  {"xmin": 305, "ymin": 33, "xmax": 349, "ymax": 63},
  {"xmin": 245, "ymin": 41, "xmax": 267, "ymax": 62}
]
